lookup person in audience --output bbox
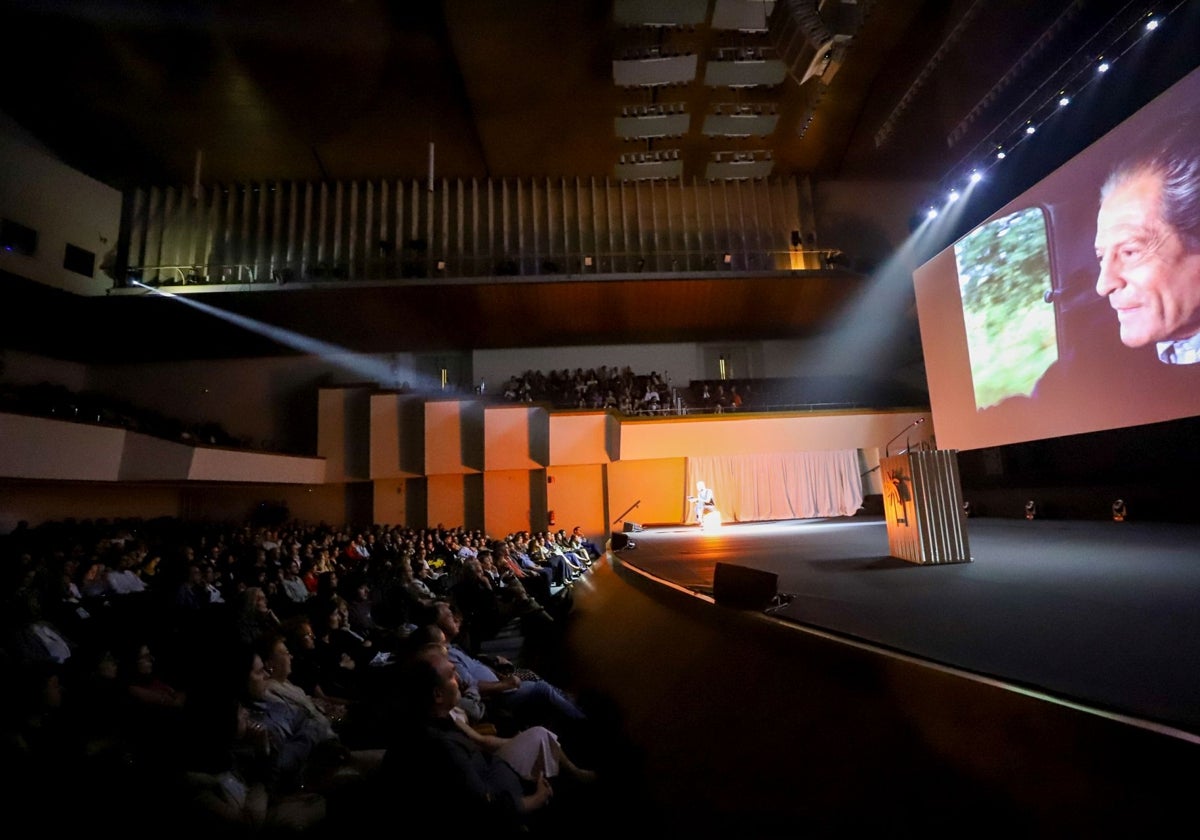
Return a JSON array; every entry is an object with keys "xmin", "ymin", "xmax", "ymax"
[
  {"xmin": 243, "ymin": 641, "xmax": 379, "ymax": 798},
  {"xmin": 428, "ymin": 600, "xmax": 587, "ymax": 739},
  {"xmin": 177, "ymin": 696, "xmax": 327, "ymax": 837},
  {"xmin": 379, "ymin": 646, "xmax": 552, "ymax": 837},
  {"xmin": 569, "ymin": 526, "xmax": 601, "ymax": 561},
  {"xmin": 278, "ymin": 558, "xmax": 311, "ymax": 614},
  {"xmin": 175, "ymin": 561, "xmax": 213, "ymax": 612},
  {"xmin": 235, "ymin": 586, "xmax": 282, "ymax": 647},
  {"xmin": 416, "ymin": 631, "xmax": 597, "ymax": 785},
  {"xmin": 116, "ymin": 638, "xmax": 188, "ymax": 768},
  {"xmin": 308, "ymin": 596, "xmax": 370, "ymax": 700}
]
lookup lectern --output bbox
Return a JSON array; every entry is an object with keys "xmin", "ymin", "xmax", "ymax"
[{"xmin": 880, "ymin": 449, "xmax": 971, "ymax": 564}]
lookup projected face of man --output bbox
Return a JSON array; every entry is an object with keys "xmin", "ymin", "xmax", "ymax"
[{"xmin": 1094, "ymin": 167, "xmax": 1200, "ymax": 348}]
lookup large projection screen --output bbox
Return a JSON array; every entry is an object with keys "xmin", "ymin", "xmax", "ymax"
[{"xmin": 914, "ymin": 65, "xmax": 1200, "ymax": 452}]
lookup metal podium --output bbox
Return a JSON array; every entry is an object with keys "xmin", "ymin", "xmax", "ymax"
[{"xmin": 880, "ymin": 449, "xmax": 972, "ymax": 564}]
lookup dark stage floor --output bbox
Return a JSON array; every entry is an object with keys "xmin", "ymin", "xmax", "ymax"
[{"xmin": 615, "ymin": 515, "xmax": 1200, "ymax": 739}]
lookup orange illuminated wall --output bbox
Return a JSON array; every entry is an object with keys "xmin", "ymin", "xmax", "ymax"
[
  {"xmin": 485, "ymin": 405, "xmax": 550, "ymax": 470},
  {"xmin": 425, "ymin": 399, "xmax": 485, "ymax": 475},
  {"xmin": 370, "ymin": 392, "xmax": 425, "ymax": 478}
]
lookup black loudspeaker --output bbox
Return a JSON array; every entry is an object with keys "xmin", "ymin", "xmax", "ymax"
[
  {"xmin": 623, "ymin": 521, "xmax": 644, "ymax": 532},
  {"xmin": 712, "ymin": 562, "xmax": 778, "ymax": 611},
  {"xmin": 610, "ymin": 532, "xmax": 632, "ymax": 550}
]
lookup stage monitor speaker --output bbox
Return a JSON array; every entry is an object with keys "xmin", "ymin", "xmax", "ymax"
[
  {"xmin": 610, "ymin": 532, "xmax": 631, "ymax": 551},
  {"xmin": 713, "ymin": 562, "xmax": 778, "ymax": 611},
  {"xmin": 623, "ymin": 522, "xmax": 644, "ymax": 532}
]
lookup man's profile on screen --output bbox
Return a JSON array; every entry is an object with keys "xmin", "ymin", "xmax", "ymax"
[{"xmin": 1094, "ymin": 115, "xmax": 1200, "ymax": 364}]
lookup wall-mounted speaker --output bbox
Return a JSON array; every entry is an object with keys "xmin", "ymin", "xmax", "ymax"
[{"xmin": 712, "ymin": 562, "xmax": 778, "ymax": 611}]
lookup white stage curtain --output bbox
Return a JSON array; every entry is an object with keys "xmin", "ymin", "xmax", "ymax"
[{"xmin": 684, "ymin": 450, "xmax": 864, "ymax": 523}]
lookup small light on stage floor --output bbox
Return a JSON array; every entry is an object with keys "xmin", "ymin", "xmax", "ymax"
[{"xmin": 1112, "ymin": 499, "xmax": 1127, "ymax": 522}]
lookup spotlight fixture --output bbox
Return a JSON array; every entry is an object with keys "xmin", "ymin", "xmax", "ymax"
[
  {"xmin": 1024, "ymin": 500, "xmax": 1037, "ymax": 520},
  {"xmin": 1145, "ymin": 18, "xmax": 1159, "ymax": 32},
  {"xmin": 969, "ymin": 170, "xmax": 982, "ymax": 184},
  {"xmin": 996, "ymin": 150, "xmax": 1006, "ymax": 160},
  {"xmin": 1112, "ymin": 499, "xmax": 1127, "ymax": 522},
  {"xmin": 1025, "ymin": 124, "xmax": 1037, "ymax": 135},
  {"xmin": 1097, "ymin": 61, "xmax": 1110, "ymax": 73},
  {"xmin": 1058, "ymin": 95, "xmax": 1070, "ymax": 107},
  {"xmin": 926, "ymin": 207, "xmax": 938, "ymax": 220},
  {"xmin": 948, "ymin": 189, "xmax": 960, "ymax": 203}
]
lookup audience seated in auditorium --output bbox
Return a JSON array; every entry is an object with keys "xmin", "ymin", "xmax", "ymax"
[{"xmin": 379, "ymin": 645, "xmax": 552, "ymax": 837}]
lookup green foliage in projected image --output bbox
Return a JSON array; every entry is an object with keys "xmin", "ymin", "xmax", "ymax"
[{"xmin": 954, "ymin": 207, "xmax": 1058, "ymax": 409}]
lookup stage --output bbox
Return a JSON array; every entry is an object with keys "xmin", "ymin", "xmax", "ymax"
[{"xmin": 612, "ymin": 514, "xmax": 1200, "ymax": 738}]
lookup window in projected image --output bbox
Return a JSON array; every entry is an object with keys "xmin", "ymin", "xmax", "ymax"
[{"xmin": 953, "ymin": 206, "xmax": 1057, "ymax": 410}]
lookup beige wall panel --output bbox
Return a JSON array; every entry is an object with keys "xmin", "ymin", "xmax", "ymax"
[
  {"xmin": 548, "ymin": 411, "xmax": 617, "ymax": 466},
  {"xmin": 485, "ymin": 404, "xmax": 549, "ymax": 471},
  {"xmin": 484, "ymin": 469, "xmax": 543, "ymax": 536},
  {"xmin": 370, "ymin": 393, "xmax": 426, "ymax": 479},
  {"xmin": 617, "ymin": 411, "xmax": 932, "ymax": 461},
  {"xmin": 546, "ymin": 463, "xmax": 607, "ymax": 541},
  {"xmin": 425, "ymin": 399, "xmax": 485, "ymax": 475},
  {"xmin": 427, "ymin": 472, "xmax": 476, "ymax": 530},
  {"xmin": 607, "ymin": 457, "xmax": 687, "ymax": 527},
  {"xmin": 0, "ymin": 414, "xmax": 126, "ymax": 481},
  {"xmin": 188, "ymin": 448, "xmax": 326, "ymax": 484},
  {"xmin": 318, "ymin": 386, "xmax": 372, "ymax": 482}
]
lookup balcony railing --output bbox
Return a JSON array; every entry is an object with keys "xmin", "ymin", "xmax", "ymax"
[{"xmin": 124, "ymin": 248, "xmax": 847, "ymax": 288}]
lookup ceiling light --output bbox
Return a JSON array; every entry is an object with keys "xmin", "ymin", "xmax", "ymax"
[
  {"xmin": 1025, "ymin": 124, "xmax": 1037, "ymax": 135},
  {"xmin": 996, "ymin": 150, "xmax": 1006, "ymax": 160},
  {"xmin": 1145, "ymin": 18, "xmax": 1160, "ymax": 32},
  {"xmin": 1058, "ymin": 95, "xmax": 1070, "ymax": 107},
  {"xmin": 1097, "ymin": 61, "xmax": 1110, "ymax": 73}
]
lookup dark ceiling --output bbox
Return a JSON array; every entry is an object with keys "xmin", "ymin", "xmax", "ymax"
[
  {"xmin": 1, "ymin": 0, "xmax": 1149, "ymax": 188},
  {"xmin": 2, "ymin": 1, "xmax": 1195, "ymax": 364}
]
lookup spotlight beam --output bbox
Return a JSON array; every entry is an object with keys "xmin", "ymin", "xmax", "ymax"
[{"xmin": 129, "ymin": 281, "xmax": 441, "ymax": 390}]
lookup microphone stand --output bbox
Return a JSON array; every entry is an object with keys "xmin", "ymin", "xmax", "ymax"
[{"xmin": 884, "ymin": 419, "xmax": 925, "ymax": 458}]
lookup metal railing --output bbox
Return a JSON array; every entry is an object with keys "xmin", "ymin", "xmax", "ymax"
[{"xmin": 123, "ymin": 248, "xmax": 847, "ymax": 289}]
